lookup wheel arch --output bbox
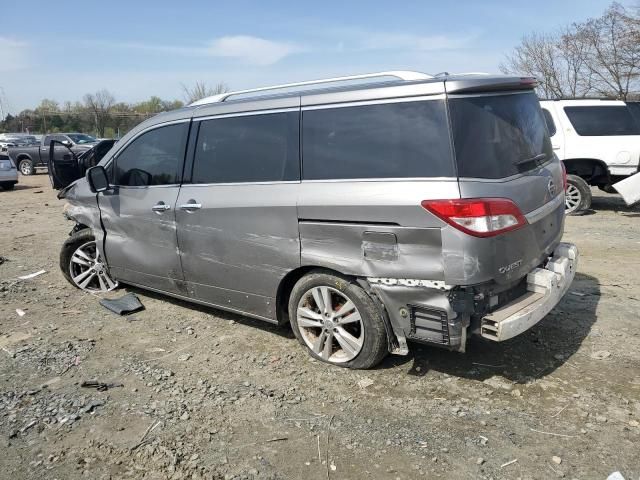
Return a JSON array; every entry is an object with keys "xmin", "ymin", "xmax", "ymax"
[
  {"xmin": 562, "ymin": 158, "xmax": 610, "ymax": 186},
  {"xmin": 15, "ymin": 153, "xmax": 33, "ymax": 162},
  {"xmin": 276, "ymin": 266, "xmax": 327, "ymax": 325}
]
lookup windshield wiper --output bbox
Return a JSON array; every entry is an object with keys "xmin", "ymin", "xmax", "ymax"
[{"xmin": 514, "ymin": 153, "xmax": 547, "ymax": 167}]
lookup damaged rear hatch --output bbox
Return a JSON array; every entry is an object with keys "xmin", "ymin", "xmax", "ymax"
[{"xmin": 444, "ymin": 89, "xmax": 565, "ymax": 285}]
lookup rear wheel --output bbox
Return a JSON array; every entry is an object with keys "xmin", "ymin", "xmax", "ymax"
[
  {"xmin": 565, "ymin": 175, "xmax": 592, "ymax": 214},
  {"xmin": 1, "ymin": 183, "xmax": 15, "ymax": 190},
  {"xmin": 288, "ymin": 271, "xmax": 388, "ymax": 369},
  {"xmin": 60, "ymin": 229, "xmax": 118, "ymax": 292},
  {"xmin": 18, "ymin": 159, "xmax": 34, "ymax": 176}
]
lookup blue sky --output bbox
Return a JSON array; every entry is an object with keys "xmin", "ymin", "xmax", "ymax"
[{"xmin": 0, "ymin": 0, "xmax": 615, "ymax": 113}]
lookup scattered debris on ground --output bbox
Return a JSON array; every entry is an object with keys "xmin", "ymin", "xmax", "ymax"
[{"xmin": 99, "ymin": 292, "xmax": 144, "ymax": 315}]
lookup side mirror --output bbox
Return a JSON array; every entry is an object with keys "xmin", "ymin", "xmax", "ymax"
[
  {"xmin": 61, "ymin": 140, "xmax": 72, "ymax": 146},
  {"xmin": 86, "ymin": 165, "xmax": 110, "ymax": 193}
]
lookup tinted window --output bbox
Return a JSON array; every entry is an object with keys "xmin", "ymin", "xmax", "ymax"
[
  {"xmin": 542, "ymin": 108, "xmax": 556, "ymax": 136},
  {"xmin": 302, "ymin": 100, "xmax": 454, "ymax": 180},
  {"xmin": 115, "ymin": 123, "xmax": 188, "ymax": 186},
  {"xmin": 44, "ymin": 135, "xmax": 67, "ymax": 146},
  {"xmin": 192, "ymin": 112, "xmax": 299, "ymax": 184},
  {"xmin": 627, "ymin": 102, "xmax": 640, "ymax": 125},
  {"xmin": 564, "ymin": 106, "xmax": 640, "ymax": 136},
  {"xmin": 449, "ymin": 92, "xmax": 552, "ymax": 179}
]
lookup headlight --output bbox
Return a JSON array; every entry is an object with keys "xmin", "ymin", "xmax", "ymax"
[{"xmin": 62, "ymin": 203, "xmax": 73, "ymax": 218}]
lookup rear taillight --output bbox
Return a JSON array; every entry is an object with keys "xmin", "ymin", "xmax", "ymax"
[
  {"xmin": 421, "ymin": 198, "xmax": 527, "ymax": 238},
  {"xmin": 560, "ymin": 162, "xmax": 567, "ymax": 190}
]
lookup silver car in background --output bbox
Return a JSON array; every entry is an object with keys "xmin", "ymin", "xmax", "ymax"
[
  {"xmin": 0, "ymin": 154, "xmax": 18, "ymax": 190},
  {"xmin": 53, "ymin": 71, "xmax": 577, "ymax": 369}
]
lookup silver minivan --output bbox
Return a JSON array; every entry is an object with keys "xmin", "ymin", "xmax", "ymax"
[{"xmin": 53, "ymin": 71, "xmax": 577, "ymax": 369}]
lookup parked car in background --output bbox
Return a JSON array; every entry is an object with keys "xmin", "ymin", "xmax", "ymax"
[
  {"xmin": 53, "ymin": 71, "xmax": 576, "ymax": 369},
  {"xmin": 0, "ymin": 153, "xmax": 18, "ymax": 190},
  {"xmin": 540, "ymin": 99, "xmax": 640, "ymax": 213},
  {"xmin": 0, "ymin": 133, "xmax": 39, "ymax": 151},
  {"xmin": 7, "ymin": 133, "xmax": 98, "ymax": 175}
]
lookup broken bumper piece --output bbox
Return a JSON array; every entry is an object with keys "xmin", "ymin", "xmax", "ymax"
[{"xmin": 480, "ymin": 242, "xmax": 578, "ymax": 341}]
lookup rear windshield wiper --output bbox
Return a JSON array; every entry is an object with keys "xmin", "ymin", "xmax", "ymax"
[{"xmin": 514, "ymin": 153, "xmax": 547, "ymax": 167}]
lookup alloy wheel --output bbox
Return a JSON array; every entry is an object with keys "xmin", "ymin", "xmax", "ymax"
[
  {"xmin": 296, "ymin": 286, "xmax": 364, "ymax": 363},
  {"xmin": 20, "ymin": 162, "xmax": 32, "ymax": 176},
  {"xmin": 564, "ymin": 183, "xmax": 582, "ymax": 214},
  {"xmin": 69, "ymin": 240, "xmax": 118, "ymax": 292}
]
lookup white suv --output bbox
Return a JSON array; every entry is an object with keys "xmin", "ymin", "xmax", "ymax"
[{"xmin": 540, "ymin": 99, "xmax": 640, "ymax": 213}]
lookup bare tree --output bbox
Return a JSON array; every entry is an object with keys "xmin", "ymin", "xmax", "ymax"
[
  {"xmin": 502, "ymin": 2, "xmax": 640, "ymax": 100},
  {"xmin": 181, "ymin": 81, "xmax": 229, "ymax": 104},
  {"xmin": 577, "ymin": 3, "xmax": 640, "ymax": 99},
  {"xmin": 83, "ymin": 89, "xmax": 116, "ymax": 137},
  {"xmin": 501, "ymin": 31, "xmax": 592, "ymax": 99}
]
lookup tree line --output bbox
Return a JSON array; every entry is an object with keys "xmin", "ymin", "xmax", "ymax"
[
  {"xmin": 501, "ymin": 2, "xmax": 640, "ymax": 100},
  {"xmin": 0, "ymin": 82, "xmax": 228, "ymax": 138}
]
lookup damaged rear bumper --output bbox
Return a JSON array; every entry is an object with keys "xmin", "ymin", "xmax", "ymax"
[
  {"xmin": 480, "ymin": 242, "xmax": 578, "ymax": 341},
  {"xmin": 365, "ymin": 242, "xmax": 578, "ymax": 354}
]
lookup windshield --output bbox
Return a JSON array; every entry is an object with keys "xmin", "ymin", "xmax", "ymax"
[
  {"xmin": 448, "ymin": 91, "xmax": 553, "ymax": 179},
  {"xmin": 67, "ymin": 134, "xmax": 98, "ymax": 144}
]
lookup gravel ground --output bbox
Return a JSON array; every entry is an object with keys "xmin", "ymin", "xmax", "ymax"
[{"xmin": 1, "ymin": 174, "xmax": 639, "ymax": 480}]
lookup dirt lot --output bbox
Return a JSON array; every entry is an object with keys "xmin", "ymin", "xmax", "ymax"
[{"xmin": 1, "ymin": 174, "xmax": 639, "ymax": 480}]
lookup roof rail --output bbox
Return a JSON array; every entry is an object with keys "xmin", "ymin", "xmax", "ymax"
[{"xmin": 190, "ymin": 71, "xmax": 433, "ymax": 106}]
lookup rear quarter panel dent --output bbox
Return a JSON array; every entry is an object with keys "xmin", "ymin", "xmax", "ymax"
[{"xmin": 299, "ymin": 222, "xmax": 444, "ymax": 279}]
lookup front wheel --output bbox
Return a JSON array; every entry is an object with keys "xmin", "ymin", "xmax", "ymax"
[
  {"xmin": 288, "ymin": 271, "xmax": 388, "ymax": 369},
  {"xmin": 0, "ymin": 183, "xmax": 15, "ymax": 191},
  {"xmin": 60, "ymin": 229, "xmax": 118, "ymax": 292},
  {"xmin": 565, "ymin": 175, "xmax": 592, "ymax": 215}
]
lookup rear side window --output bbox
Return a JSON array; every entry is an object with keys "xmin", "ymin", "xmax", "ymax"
[
  {"xmin": 192, "ymin": 112, "xmax": 299, "ymax": 184},
  {"xmin": 542, "ymin": 108, "xmax": 557, "ymax": 136},
  {"xmin": 449, "ymin": 92, "xmax": 552, "ymax": 179},
  {"xmin": 115, "ymin": 122, "xmax": 188, "ymax": 186},
  {"xmin": 564, "ymin": 106, "xmax": 640, "ymax": 136},
  {"xmin": 302, "ymin": 100, "xmax": 454, "ymax": 180}
]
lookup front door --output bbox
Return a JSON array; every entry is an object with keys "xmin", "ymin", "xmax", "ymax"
[{"xmin": 98, "ymin": 121, "xmax": 191, "ymax": 294}]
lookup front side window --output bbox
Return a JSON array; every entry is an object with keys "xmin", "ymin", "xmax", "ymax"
[
  {"xmin": 449, "ymin": 92, "xmax": 552, "ymax": 179},
  {"xmin": 564, "ymin": 106, "xmax": 640, "ymax": 136},
  {"xmin": 192, "ymin": 112, "xmax": 299, "ymax": 184},
  {"xmin": 67, "ymin": 133, "xmax": 97, "ymax": 144},
  {"xmin": 302, "ymin": 100, "xmax": 454, "ymax": 180},
  {"xmin": 114, "ymin": 123, "xmax": 188, "ymax": 186}
]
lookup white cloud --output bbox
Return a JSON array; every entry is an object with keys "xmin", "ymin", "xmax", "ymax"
[
  {"xmin": 206, "ymin": 35, "xmax": 302, "ymax": 66},
  {"xmin": 95, "ymin": 35, "xmax": 302, "ymax": 66},
  {"xmin": 0, "ymin": 37, "xmax": 30, "ymax": 72}
]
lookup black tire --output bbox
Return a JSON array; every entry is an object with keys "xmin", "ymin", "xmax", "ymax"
[
  {"xmin": 60, "ymin": 228, "xmax": 95, "ymax": 288},
  {"xmin": 288, "ymin": 271, "xmax": 388, "ymax": 369},
  {"xmin": 1, "ymin": 183, "xmax": 15, "ymax": 190},
  {"xmin": 18, "ymin": 158, "xmax": 34, "ymax": 176},
  {"xmin": 565, "ymin": 174, "xmax": 592, "ymax": 215}
]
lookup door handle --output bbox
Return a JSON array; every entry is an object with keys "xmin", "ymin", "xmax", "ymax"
[
  {"xmin": 179, "ymin": 200, "xmax": 202, "ymax": 211},
  {"xmin": 152, "ymin": 202, "xmax": 171, "ymax": 212}
]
